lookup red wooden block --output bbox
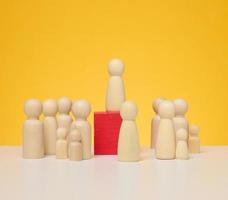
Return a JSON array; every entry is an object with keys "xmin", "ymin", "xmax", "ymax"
[{"xmin": 94, "ymin": 112, "xmax": 122, "ymax": 155}]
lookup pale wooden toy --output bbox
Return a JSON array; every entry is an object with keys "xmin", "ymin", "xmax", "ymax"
[
  {"xmin": 189, "ymin": 125, "xmax": 200, "ymax": 153},
  {"xmin": 151, "ymin": 98, "xmax": 165, "ymax": 148},
  {"xmin": 56, "ymin": 97, "xmax": 73, "ymax": 137},
  {"xmin": 69, "ymin": 129, "xmax": 82, "ymax": 161},
  {"xmin": 156, "ymin": 100, "xmax": 176, "ymax": 160},
  {"xmin": 43, "ymin": 99, "xmax": 58, "ymax": 155},
  {"xmin": 23, "ymin": 99, "xmax": 44, "ymax": 159},
  {"xmin": 118, "ymin": 101, "xmax": 140, "ymax": 162},
  {"xmin": 176, "ymin": 128, "xmax": 189, "ymax": 160},
  {"xmin": 105, "ymin": 59, "xmax": 125, "ymax": 111},
  {"xmin": 71, "ymin": 100, "xmax": 92, "ymax": 160},
  {"xmin": 56, "ymin": 128, "xmax": 68, "ymax": 159},
  {"xmin": 173, "ymin": 99, "xmax": 189, "ymax": 140}
]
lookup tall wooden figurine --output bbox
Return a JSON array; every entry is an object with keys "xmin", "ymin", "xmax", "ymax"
[
  {"xmin": 156, "ymin": 100, "xmax": 176, "ymax": 160},
  {"xmin": 57, "ymin": 97, "xmax": 72, "ymax": 138},
  {"xmin": 71, "ymin": 100, "xmax": 92, "ymax": 160},
  {"xmin": 173, "ymin": 99, "xmax": 188, "ymax": 139},
  {"xmin": 151, "ymin": 98, "xmax": 165, "ymax": 148},
  {"xmin": 118, "ymin": 101, "xmax": 140, "ymax": 162},
  {"xmin": 23, "ymin": 99, "xmax": 44, "ymax": 159},
  {"xmin": 106, "ymin": 59, "xmax": 125, "ymax": 111},
  {"xmin": 69, "ymin": 129, "xmax": 83, "ymax": 161},
  {"xmin": 189, "ymin": 125, "xmax": 200, "ymax": 153},
  {"xmin": 43, "ymin": 99, "xmax": 58, "ymax": 155}
]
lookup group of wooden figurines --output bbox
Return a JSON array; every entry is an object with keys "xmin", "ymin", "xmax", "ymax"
[
  {"xmin": 22, "ymin": 58, "xmax": 200, "ymax": 162},
  {"xmin": 23, "ymin": 97, "xmax": 92, "ymax": 161},
  {"xmin": 105, "ymin": 59, "xmax": 200, "ymax": 161},
  {"xmin": 151, "ymin": 98, "xmax": 200, "ymax": 160}
]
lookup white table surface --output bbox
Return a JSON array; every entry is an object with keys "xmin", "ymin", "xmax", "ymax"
[{"xmin": 0, "ymin": 146, "xmax": 228, "ymax": 200}]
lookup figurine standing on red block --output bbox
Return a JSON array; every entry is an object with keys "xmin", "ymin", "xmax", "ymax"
[{"xmin": 94, "ymin": 59, "xmax": 126, "ymax": 155}]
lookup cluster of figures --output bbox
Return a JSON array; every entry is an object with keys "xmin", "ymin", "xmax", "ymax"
[
  {"xmin": 23, "ymin": 97, "xmax": 92, "ymax": 161},
  {"xmin": 22, "ymin": 58, "xmax": 200, "ymax": 162},
  {"xmin": 151, "ymin": 98, "xmax": 200, "ymax": 160}
]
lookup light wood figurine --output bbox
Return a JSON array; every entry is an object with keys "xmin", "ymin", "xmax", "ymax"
[
  {"xmin": 69, "ymin": 129, "xmax": 82, "ymax": 161},
  {"xmin": 71, "ymin": 100, "xmax": 92, "ymax": 160},
  {"xmin": 23, "ymin": 99, "xmax": 44, "ymax": 159},
  {"xmin": 189, "ymin": 125, "xmax": 200, "ymax": 153},
  {"xmin": 173, "ymin": 99, "xmax": 189, "ymax": 141},
  {"xmin": 43, "ymin": 99, "xmax": 58, "ymax": 155},
  {"xmin": 156, "ymin": 100, "xmax": 176, "ymax": 160},
  {"xmin": 151, "ymin": 98, "xmax": 165, "ymax": 148},
  {"xmin": 176, "ymin": 128, "xmax": 189, "ymax": 160},
  {"xmin": 57, "ymin": 97, "xmax": 73, "ymax": 139},
  {"xmin": 56, "ymin": 128, "xmax": 67, "ymax": 159},
  {"xmin": 118, "ymin": 101, "xmax": 140, "ymax": 162},
  {"xmin": 105, "ymin": 59, "xmax": 125, "ymax": 111}
]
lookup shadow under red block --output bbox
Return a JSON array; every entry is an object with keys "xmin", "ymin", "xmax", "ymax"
[{"xmin": 94, "ymin": 112, "xmax": 122, "ymax": 155}]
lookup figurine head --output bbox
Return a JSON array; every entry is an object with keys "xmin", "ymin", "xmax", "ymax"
[
  {"xmin": 24, "ymin": 99, "xmax": 42, "ymax": 119},
  {"xmin": 189, "ymin": 125, "xmax": 200, "ymax": 136},
  {"xmin": 152, "ymin": 98, "xmax": 165, "ymax": 113},
  {"xmin": 158, "ymin": 100, "xmax": 175, "ymax": 119},
  {"xmin": 176, "ymin": 128, "xmax": 188, "ymax": 141},
  {"xmin": 72, "ymin": 100, "xmax": 91, "ymax": 119},
  {"xmin": 120, "ymin": 101, "xmax": 138, "ymax": 120},
  {"xmin": 57, "ymin": 128, "xmax": 67, "ymax": 139},
  {"xmin": 173, "ymin": 99, "xmax": 188, "ymax": 116},
  {"xmin": 43, "ymin": 99, "xmax": 58, "ymax": 116},
  {"xmin": 108, "ymin": 59, "xmax": 124, "ymax": 76},
  {"xmin": 70, "ymin": 129, "xmax": 81, "ymax": 142},
  {"xmin": 58, "ymin": 97, "xmax": 72, "ymax": 114}
]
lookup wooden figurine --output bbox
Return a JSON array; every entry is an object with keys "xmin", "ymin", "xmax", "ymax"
[
  {"xmin": 156, "ymin": 100, "xmax": 176, "ymax": 160},
  {"xmin": 43, "ymin": 99, "xmax": 58, "ymax": 155},
  {"xmin": 23, "ymin": 99, "xmax": 44, "ymax": 159},
  {"xmin": 57, "ymin": 97, "xmax": 73, "ymax": 138},
  {"xmin": 189, "ymin": 125, "xmax": 200, "ymax": 153},
  {"xmin": 118, "ymin": 101, "xmax": 140, "ymax": 162},
  {"xmin": 173, "ymin": 99, "xmax": 188, "ymax": 140},
  {"xmin": 151, "ymin": 98, "xmax": 165, "ymax": 148},
  {"xmin": 71, "ymin": 100, "xmax": 92, "ymax": 160},
  {"xmin": 106, "ymin": 59, "xmax": 125, "ymax": 111},
  {"xmin": 56, "ymin": 128, "xmax": 67, "ymax": 159},
  {"xmin": 69, "ymin": 129, "xmax": 82, "ymax": 161},
  {"xmin": 176, "ymin": 128, "xmax": 189, "ymax": 159}
]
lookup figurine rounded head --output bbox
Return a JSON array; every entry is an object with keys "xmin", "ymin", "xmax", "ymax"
[
  {"xmin": 152, "ymin": 98, "xmax": 165, "ymax": 113},
  {"xmin": 72, "ymin": 100, "xmax": 91, "ymax": 119},
  {"xmin": 108, "ymin": 59, "xmax": 124, "ymax": 76},
  {"xmin": 176, "ymin": 128, "xmax": 188, "ymax": 140},
  {"xmin": 158, "ymin": 100, "xmax": 175, "ymax": 118},
  {"xmin": 173, "ymin": 99, "xmax": 188, "ymax": 116},
  {"xmin": 24, "ymin": 99, "xmax": 42, "ymax": 118},
  {"xmin": 120, "ymin": 101, "xmax": 138, "ymax": 120},
  {"xmin": 189, "ymin": 125, "xmax": 200, "ymax": 136},
  {"xmin": 43, "ymin": 99, "xmax": 58, "ymax": 116},
  {"xmin": 58, "ymin": 97, "xmax": 72, "ymax": 114},
  {"xmin": 70, "ymin": 129, "xmax": 81, "ymax": 142},
  {"xmin": 57, "ymin": 128, "xmax": 67, "ymax": 139}
]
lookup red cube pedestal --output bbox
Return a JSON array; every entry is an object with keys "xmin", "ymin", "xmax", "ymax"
[{"xmin": 94, "ymin": 112, "xmax": 122, "ymax": 155}]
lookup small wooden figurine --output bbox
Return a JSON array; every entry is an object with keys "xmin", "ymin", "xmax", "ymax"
[
  {"xmin": 69, "ymin": 129, "xmax": 83, "ymax": 161},
  {"xmin": 176, "ymin": 128, "xmax": 189, "ymax": 160},
  {"xmin": 189, "ymin": 124, "xmax": 200, "ymax": 153},
  {"xmin": 56, "ymin": 128, "xmax": 67, "ymax": 159},
  {"xmin": 71, "ymin": 100, "xmax": 92, "ymax": 160}
]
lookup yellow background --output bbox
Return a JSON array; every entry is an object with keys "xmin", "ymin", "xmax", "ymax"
[{"xmin": 0, "ymin": 0, "xmax": 227, "ymax": 146}]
